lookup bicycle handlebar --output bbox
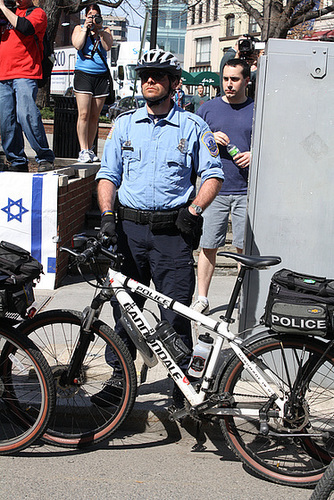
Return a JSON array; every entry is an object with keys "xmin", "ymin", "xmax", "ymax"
[{"xmin": 60, "ymin": 236, "xmax": 124, "ymax": 269}]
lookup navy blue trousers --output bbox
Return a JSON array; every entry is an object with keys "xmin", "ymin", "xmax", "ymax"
[{"xmin": 109, "ymin": 219, "xmax": 195, "ymax": 371}]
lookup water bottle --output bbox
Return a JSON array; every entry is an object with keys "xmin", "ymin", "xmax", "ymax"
[
  {"xmin": 226, "ymin": 143, "xmax": 240, "ymax": 159},
  {"xmin": 187, "ymin": 333, "xmax": 213, "ymax": 378},
  {"xmin": 155, "ymin": 320, "xmax": 190, "ymax": 363}
]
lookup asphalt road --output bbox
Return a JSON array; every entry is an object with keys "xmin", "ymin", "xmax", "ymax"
[{"xmin": 0, "ymin": 428, "xmax": 313, "ymax": 500}]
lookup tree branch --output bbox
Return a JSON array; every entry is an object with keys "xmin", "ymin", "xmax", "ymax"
[
  {"xmin": 291, "ymin": 4, "xmax": 334, "ymax": 26},
  {"xmin": 233, "ymin": 0, "xmax": 264, "ymax": 27}
]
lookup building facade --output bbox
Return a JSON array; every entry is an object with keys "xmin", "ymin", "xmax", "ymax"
[
  {"xmin": 146, "ymin": 0, "xmax": 188, "ymax": 65},
  {"xmin": 102, "ymin": 15, "xmax": 128, "ymax": 42},
  {"xmin": 184, "ymin": 0, "xmax": 260, "ymax": 75}
]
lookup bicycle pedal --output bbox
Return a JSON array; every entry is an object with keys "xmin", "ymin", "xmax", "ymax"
[{"xmin": 168, "ymin": 406, "xmax": 189, "ymax": 421}]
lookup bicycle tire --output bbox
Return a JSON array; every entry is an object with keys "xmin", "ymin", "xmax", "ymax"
[
  {"xmin": 0, "ymin": 325, "xmax": 55, "ymax": 455},
  {"xmin": 310, "ymin": 459, "xmax": 334, "ymax": 500},
  {"xmin": 19, "ymin": 310, "xmax": 137, "ymax": 448},
  {"xmin": 219, "ymin": 334, "xmax": 334, "ymax": 487}
]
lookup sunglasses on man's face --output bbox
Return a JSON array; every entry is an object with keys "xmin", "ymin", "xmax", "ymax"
[{"xmin": 140, "ymin": 71, "xmax": 168, "ymax": 82}]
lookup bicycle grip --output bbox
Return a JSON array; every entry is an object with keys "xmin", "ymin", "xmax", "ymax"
[{"xmin": 76, "ymin": 242, "xmax": 100, "ymax": 263}]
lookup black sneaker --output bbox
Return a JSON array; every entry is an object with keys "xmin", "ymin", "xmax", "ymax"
[{"xmin": 90, "ymin": 376, "xmax": 123, "ymax": 407}]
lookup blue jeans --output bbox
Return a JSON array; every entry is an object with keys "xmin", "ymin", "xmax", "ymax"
[{"xmin": 0, "ymin": 79, "xmax": 55, "ymax": 170}]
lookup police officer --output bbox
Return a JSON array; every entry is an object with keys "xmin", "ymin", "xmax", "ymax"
[{"xmin": 93, "ymin": 49, "xmax": 223, "ymax": 407}]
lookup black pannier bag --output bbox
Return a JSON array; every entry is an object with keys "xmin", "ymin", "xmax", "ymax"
[
  {"xmin": 0, "ymin": 241, "xmax": 43, "ymax": 317},
  {"xmin": 262, "ymin": 269, "xmax": 334, "ymax": 337}
]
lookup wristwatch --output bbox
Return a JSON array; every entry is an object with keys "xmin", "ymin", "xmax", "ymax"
[{"xmin": 190, "ymin": 203, "xmax": 203, "ymax": 215}]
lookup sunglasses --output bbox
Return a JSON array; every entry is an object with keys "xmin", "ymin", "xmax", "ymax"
[{"xmin": 140, "ymin": 71, "xmax": 168, "ymax": 82}]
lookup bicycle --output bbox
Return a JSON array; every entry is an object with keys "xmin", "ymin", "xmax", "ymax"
[
  {"xmin": 310, "ymin": 459, "xmax": 334, "ymax": 500},
  {"xmin": 18, "ymin": 235, "xmax": 334, "ymax": 487},
  {"xmin": 0, "ymin": 323, "xmax": 55, "ymax": 454}
]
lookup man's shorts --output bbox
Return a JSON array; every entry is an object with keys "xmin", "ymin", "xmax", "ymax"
[
  {"xmin": 73, "ymin": 70, "xmax": 109, "ymax": 97},
  {"xmin": 200, "ymin": 194, "xmax": 247, "ymax": 250}
]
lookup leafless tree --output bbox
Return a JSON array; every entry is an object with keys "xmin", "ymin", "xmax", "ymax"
[{"xmin": 233, "ymin": 0, "xmax": 334, "ymax": 39}]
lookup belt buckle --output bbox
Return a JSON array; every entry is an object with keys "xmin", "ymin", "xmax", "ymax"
[{"xmin": 138, "ymin": 210, "xmax": 149, "ymax": 224}]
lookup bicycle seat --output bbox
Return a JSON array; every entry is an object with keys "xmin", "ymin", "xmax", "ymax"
[{"xmin": 217, "ymin": 252, "xmax": 281, "ymax": 269}]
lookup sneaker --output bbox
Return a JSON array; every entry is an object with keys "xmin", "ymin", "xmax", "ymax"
[
  {"xmin": 192, "ymin": 299, "xmax": 210, "ymax": 315},
  {"xmin": 90, "ymin": 376, "xmax": 123, "ymax": 407},
  {"xmin": 78, "ymin": 149, "xmax": 92, "ymax": 163},
  {"xmin": 88, "ymin": 149, "xmax": 99, "ymax": 162},
  {"xmin": 38, "ymin": 161, "xmax": 54, "ymax": 172}
]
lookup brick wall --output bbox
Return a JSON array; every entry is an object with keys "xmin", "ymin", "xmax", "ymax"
[{"xmin": 55, "ymin": 173, "xmax": 97, "ymax": 287}]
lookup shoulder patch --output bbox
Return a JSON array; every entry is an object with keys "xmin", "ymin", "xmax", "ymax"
[
  {"xmin": 107, "ymin": 123, "xmax": 115, "ymax": 140},
  {"xmin": 201, "ymin": 131, "xmax": 219, "ymax": 157}
]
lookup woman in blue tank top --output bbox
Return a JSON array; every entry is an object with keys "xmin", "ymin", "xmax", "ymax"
[{"xmin": 72, "ymin": 4, "xmax": 113, "ymax": 163}]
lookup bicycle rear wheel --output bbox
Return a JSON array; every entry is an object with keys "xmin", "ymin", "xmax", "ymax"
[
  {"xmin": 19, "ymin": 310, "xmax": 137, "ymax": 448},
  {"xmin": 219, "ymin": 334, "xmax": 334, "ymax": 487},
  {"xmin": 0, "ymin": 325, "xmax": 55, "ymax": 454}
]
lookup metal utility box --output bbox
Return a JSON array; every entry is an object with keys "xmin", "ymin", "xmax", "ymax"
[{"xmin": 239, "ymin": 38, "xmax": 334, "ymax": 333}]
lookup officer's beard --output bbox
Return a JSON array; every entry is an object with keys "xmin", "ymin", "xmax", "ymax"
[{"xmin": 145, "ymin": 91, "xmax": 170, "ymax": 107}]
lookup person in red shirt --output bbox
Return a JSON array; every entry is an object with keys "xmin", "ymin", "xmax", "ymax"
[{"xmin": 0, "ymin": 0, "xmax": 55, "ymax": 171}]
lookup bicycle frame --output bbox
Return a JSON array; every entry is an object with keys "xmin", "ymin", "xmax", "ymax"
[{"xmin": 104, "ymin": 266, "xmax": 287, "ymax": 417}]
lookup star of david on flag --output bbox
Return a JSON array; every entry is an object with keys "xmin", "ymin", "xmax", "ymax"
[
  {"xmin": 0, "ymin": 172, "xmax": 58, "ymax": 289},
  {"xmin": 2, "ymin": 197, "xmax": 29, "ymax": 222}
]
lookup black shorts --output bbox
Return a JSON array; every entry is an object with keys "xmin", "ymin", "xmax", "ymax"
[{"xmin": 73, "ymin": 70, "xmax": 109, "ymax": 98}]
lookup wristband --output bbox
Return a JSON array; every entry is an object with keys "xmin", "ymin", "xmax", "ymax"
[
  {"xmin": 101, "ymin": 210, "xmax": 113, "ymax": 216},
  {"xmin": 81, "ymin": 27, "xmax": 87, "ymax": 32}
]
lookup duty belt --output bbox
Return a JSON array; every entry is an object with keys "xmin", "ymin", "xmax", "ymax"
[{"xmin": 118, "ymin": 206, "xmax": 180, "ymax": 225}]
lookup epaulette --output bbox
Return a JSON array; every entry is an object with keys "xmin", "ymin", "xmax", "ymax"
[
  {"xmin": 187, "ymin": 112, "xmax": 205, "ymax": 128},
  {"xmin": 115, "ymin": 108, "xmax": 137, "ymax": 122}
]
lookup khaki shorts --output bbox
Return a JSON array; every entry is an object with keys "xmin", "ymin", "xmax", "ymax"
[{"xmin": 200, "ymin": 194, "xmax": 247, "ymax": 250}]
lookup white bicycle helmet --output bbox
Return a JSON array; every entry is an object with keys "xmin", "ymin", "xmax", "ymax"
[{"xmin": 135, "ymin": 49, "xmax": 182, "ymax": 79}]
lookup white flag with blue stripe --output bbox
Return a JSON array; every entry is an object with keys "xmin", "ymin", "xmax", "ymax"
[{"xmin": 0, "ymin": 172, "xmax": 58, "ymax": 289}]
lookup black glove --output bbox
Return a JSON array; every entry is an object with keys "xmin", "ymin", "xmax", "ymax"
[
  {"xmin": 176, "ymin": 207, "xmax": 202, "ymax": 234},
  {"xmin": 176, "ymin": 207, "xmax": 203, "ymax": 250},
  {"xmin": 97, "ymin": 212, "xmax": 117, "ymax": 247}
]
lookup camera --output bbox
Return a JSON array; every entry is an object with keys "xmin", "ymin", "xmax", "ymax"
[
  {"xmin": 92, "ymin": 14, "xmax": 102, "ymax": 25},
  {"xmin": 0, "ymin": 0, "xmax": 16, "ymax": 25},
  {"xmin": 238, "ymin": 35, "xmax": 256, "ymax": 59}
]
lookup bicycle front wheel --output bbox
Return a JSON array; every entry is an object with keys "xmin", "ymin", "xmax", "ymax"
[
  {"xmin": 0, "ymin": 326, "xmax": 55, "ymax": 455},
  {"xmin": 310, "ymin": 458, "xmax": 334, "ymax": 500},
  {"xmin": 219, "ymin": 334, "xmax": 334, "ymax": 487},
  {"xmin": 19, "ymin": 310, "xmax": 137, "ymax": 448}
]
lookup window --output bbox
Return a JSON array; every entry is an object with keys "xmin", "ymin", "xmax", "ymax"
[
  {"xmin": 172, "ymin": 15, "xmax": 180, "ymax": 29},
  {"xmin": 226, "ymin": 14, "xmax": 234, "ymax": 37},
  {"xmin": 191, "ymin": 7, "xmax": 195, "ymax": 25},
  {"xmin": 248, "ymin": 16, "xmax": 258, "ymax": 33},
  {"xmin": 206, "ymin": 0, "xmax": 210, "ymax": 22},
  {"xmin": 213, "ymin": 0, "xmax": 218, "ymax": 21},
  {"xmin": 198, "ymin": 3, "xmax": 203, "ymax": 24},
  {"xmin": 180, "ymin": 11, "xmax": 187, "ymax": 29},
  {"xmin": 196, "ymin": 37, "xmax": 211, "ymax": 64},
  {"xmin": 158, "ymin": 12, "xmax": 166, "ymax": 28}
]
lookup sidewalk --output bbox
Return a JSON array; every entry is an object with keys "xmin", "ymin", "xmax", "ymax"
[{"xmin": 35, "ymin": 273, "xmax": 240, "ymax": 439}]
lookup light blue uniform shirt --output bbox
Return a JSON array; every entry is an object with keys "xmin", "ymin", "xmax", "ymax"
[{"xmin": 96, "ymin": 103, "xmax": 224, "ymax": 210}]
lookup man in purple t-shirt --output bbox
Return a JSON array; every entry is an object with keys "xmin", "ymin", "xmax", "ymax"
[{"xmin": 193, "ymin": 59, "xmax": 254, "ymax": 314}]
